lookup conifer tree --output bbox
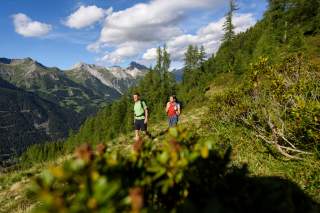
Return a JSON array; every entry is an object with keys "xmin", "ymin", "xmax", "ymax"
[
  {"xmin": 184, "ymin": 45, "xmax": 194, "ymax": 72},
  {"xmin": 223, "ymin": 0, "xmax": 238, "ymax": 43},
  {"xmin": 155, "ymin": 47, "xmax": 162, "ymax": 73},
  {"xmin": 221, "ymin": 0, "xmax": 239, "ymax": 72},
  {"xmin": 199, "ymin": 45, "xmax": 206, "ymax": 65},
  {"xmin": 161, "ymin": 44, "xmax": 174, "ymax": 104},
  {"xmin": 162, "ymin": 45, "xmax": 171, "ymax": 74},
  {"xmin": 193, "ymin": 45, "xmax": 199, "ymax": 68}
]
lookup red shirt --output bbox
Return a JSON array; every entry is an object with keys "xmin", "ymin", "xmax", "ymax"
[{"xmin": 167, "ymin": 102, "xmax": 177, "ymax": 117}]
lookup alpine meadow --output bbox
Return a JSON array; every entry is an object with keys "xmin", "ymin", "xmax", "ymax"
[{"xmin": 0, "ymin": 0, "xmax": 319, "ymax": 213}]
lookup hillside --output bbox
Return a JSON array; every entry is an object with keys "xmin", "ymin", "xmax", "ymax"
[
  {"xmin": 0, "ymin": 0, "xmax": 319, "ymax": 212},
  {"xmin": 0, "ymin": 71, "xmax": 319, "ymax": 212},
  {"xmin": 0, "ymin": 58, "xmax": 148, "ymax": 159},
  {"xmin": 0, "ymin": 58, "xmax": 149, "ymax": 113},
  {"xmin": 0, "ymin": 78, "xmax": 80, "ymax": 165},
  {"xmin": 65, "ymin": 62, "xmax": 147, "ymax": 95}
]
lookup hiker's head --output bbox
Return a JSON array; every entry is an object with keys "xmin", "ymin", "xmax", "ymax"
[
  {"xmin": 133, "ymin": 93, "xmax": 140, "ymax": 102},
  {"xmin": 169, "ymin": 95, "xmax": 176, "ymax": 103}
]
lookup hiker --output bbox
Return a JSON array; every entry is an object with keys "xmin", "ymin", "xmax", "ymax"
[
  {"xmin": 166, "ymin": 95, "xmax": 181, "ymax": 127},
  {"xmin": 133, "ymin": 93, "xmax": 148, "ymax": 142}
]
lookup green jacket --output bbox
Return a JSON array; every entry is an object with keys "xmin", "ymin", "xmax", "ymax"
[{"xmin": 134, "ymin": 100, "xmax": 147, "ymax": 120}]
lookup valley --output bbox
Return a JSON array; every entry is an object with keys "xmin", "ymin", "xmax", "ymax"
[{"xmin": 0, "ymin": 58, "xmax": 150, "ymax": 161}]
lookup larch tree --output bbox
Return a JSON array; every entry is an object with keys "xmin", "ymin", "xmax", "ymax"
[{"xmin": 223, "ymin": 0, "xmax": 238, "ymax": 44}]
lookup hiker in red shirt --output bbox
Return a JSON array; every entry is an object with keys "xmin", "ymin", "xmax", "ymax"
[{"xmin": 166, "ymin": 95, "xmax": 181, "ymax": 127}]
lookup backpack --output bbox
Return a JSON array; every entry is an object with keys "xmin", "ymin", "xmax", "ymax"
[{"xmin": 176, "ymin": 102, "xmax": 182, "ymax": 116}]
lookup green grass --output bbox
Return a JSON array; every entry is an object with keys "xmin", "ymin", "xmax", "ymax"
[
  {"xmin": 0, "ymin": 155, "xmax": 71, "ymax": 213},
  {"xmin": 200, "ymin": 72, "xmax": 320, "ymax": 201},
  {"xmin": 214, "ymin": 123, "xmax": 320, "ymax": 201},
  {"xmin": 305, "ymin": 35, "xmax": 320, "ymax": 64}
]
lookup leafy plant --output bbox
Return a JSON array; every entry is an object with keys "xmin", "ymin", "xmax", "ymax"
[
  {"xmin": 29, "ymin": 127, "xmax": 231, "ymax": 212},
  {"xmin": 206, "ymin": 55, "xmax": 320, "ymax": 159}
]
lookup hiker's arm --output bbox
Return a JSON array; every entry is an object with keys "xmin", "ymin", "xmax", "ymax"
[
  {"xmin": 177, "ymin": 105, "xmax": 181, "ymax": 115},
  {"xmin": 144, "ymin": 108, "xmax": 148, "ymax": 123},
  {"xmin": 165, "ymin": 102, "xmax": 170, "ymax": 112}
]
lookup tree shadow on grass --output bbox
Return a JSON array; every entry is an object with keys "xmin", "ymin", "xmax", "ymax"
[{"xmin": 175, "ymin": 148, "xmax": 319, "ymax": 213}]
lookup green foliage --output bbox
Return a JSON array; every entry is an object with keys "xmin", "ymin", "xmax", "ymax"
[
  {"xmin": 206, "ymin": 55, "xmax": 320, "ymax": 158},
  {"xmin": 184, "ymin": 45, "xmax": 204, "ymax": 72},
  {"xmin": 179, "ymin": 45, "xmax": 209, "ymax": 104},
  {"xmin": 29, "ymin": 127, "xmax": 319, "ymax": 212},
  {"xmin": 267, "ymin": 0, "xmax": 320, "ymax": 34},
  {"xmin": 65, "ymin": 94, "xmax": 133, "ymax": 148},
  {"xmin": 20, "ymin": 141, "xmax": 65, "ymax": 166},
  {"xmin": 0, "ymin": 77, "xmax": 81, "ymax": 164},
  {"xmin": 29, "ymin": 127, "xmax": 216, "ymax": 212},
  {"xmin": 210, "ymin": 0, "xmax": 320, "ymax": 74},
  {"xmin": 247, "ymin": 55, "xmax": 320, "ymax": 150}
]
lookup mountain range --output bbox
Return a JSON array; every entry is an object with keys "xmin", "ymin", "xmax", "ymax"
[
  {"xmin": 172, "ymin": 68, "xmax": 184, "ymax": 82},
  {"xmin": 0, "ymin": 57, "xmax": 148, "ymax": 161}
]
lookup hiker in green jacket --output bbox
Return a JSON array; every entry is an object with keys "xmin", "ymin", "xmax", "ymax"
[{"xmin": 133, "ymin": 93, "xmax": 148, "ymax": 142}]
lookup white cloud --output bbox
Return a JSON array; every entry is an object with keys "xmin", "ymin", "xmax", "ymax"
[
  {"xmin": 142, "ymin": 48, "xmax": 157, "ymax": 61},
  {"xmin": 97, "ymin": 42, "xmax": 150, "ymax": 64},
  {"xmin": 97, "ymin": 0, "xmax": 222, "ymax": 44},
  {"xmin": 233, "ymin": 13, "xmax": 256, "ymax": 33},
  {"xmin": 88, "ymin": 0, "xmax": 256, "ymax": 66},
  {"xmin": 64, "ymin": 5, "xmax": 112, "ymax": 29},
  {"xmin": 89, "ymin": 0, "xmax": 224, "ymax": 64},
  {"xmin": 143, "ymin": 13, "xmax": 256, "ymax": 62},
  {"xmin": 87, "ymin": 41, "xmax": 103, "ymax": 53},
  {"xmin": 12, "ymin": 13, "xmax": 52, "ymax": 37}
]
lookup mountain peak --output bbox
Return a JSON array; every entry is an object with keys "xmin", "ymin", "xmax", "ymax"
[
  {"xmin": 0, "ymin": 57, "xmax": 46, "ymax": 68},
  {"xmin": 24, "ymin": 57, "xmax": 34, "ymax": 61},
  {"xmin": 72, "ymin": 62, "xmax": 87, "ymax": 69},
  {"xmin": 72, "ymin": 62, "xmax": 101, "ymax": 70},
  {"xmin": 22, "ymin": 57, "xmax": 47, "ymax": 68},
  {"xmin": 127, "ymin": 61, "xmax": 148, "ymax": 70}
]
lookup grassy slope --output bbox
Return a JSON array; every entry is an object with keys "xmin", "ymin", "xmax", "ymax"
[
  {"xmin": 202, "ymin": 73, "xmax": 320, "ymax": 201},
  {"xmin": 0, "ymin": 103, "xmax": 206, "ymax": 213},
  {"xmin": 0, "ymin": 72, "xmax": 319, "ymax": 213}
]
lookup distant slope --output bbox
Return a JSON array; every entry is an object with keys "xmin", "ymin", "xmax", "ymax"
[
  {"xmin": 0, "ymin": 78, "xmax": 79, "ymax": 164},
  {"xmin": 0, "ymin": 58, "xmax": 111, "ymax": 115},
  {"xmin": 0, "ymin": 58, "xmax": 149, "ymax": 159},
  {"xmin": 0, "ymin": 58, "xmax": 149, "ymax": 114},
  {"xmin": 65, "ymin": 61, "xmax": 148, "ymax": 95},
  {"xmin": 171, "ymin": 68, "xmax": 184, "ymax": 82}
]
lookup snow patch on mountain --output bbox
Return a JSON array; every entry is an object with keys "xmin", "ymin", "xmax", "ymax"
[
  {"xmin": 71, "ymin": 61, "xmax": 148, "ymax": 94},
  {"xmin": 86, "ymin": 66, "xmax": 114, "ymax": 88},
  {"xmin": 109, "ymin": 66, "xmax": 132, "ymax": 79}
]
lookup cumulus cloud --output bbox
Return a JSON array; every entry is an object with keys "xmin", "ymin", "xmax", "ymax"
[
  {"xmin": 12, "ymin": 13, "xmax": 52, "ymax": 37},
  {"xmin": 143, "ymin": 13, "xmax": 256, "ymax": 62},
  {"xmin": 90, "ymin": 0, "xmax": 224, "ymax": 64},
  {"xmin": 97, "ymin": 0, "xmax": 223, "ymax": 44},
  {"xmin": 64, "ymin": 5, "xmax": 112, "ymax": 29},
  {"xmin": 97, "ymin": 42, "xmax": 151, "ymax": 64},
  {"xmin": 89, "ymin": 0, "xmax": 256, "ymax": 66},
  {"xmin": 142, "ymin": 48, "xmax": 157, "ymax": 61}
]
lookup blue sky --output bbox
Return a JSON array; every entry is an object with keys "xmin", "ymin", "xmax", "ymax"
[{"xmin": 0, "ymin": 0, "xmax": 268, "ymax": 69}]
